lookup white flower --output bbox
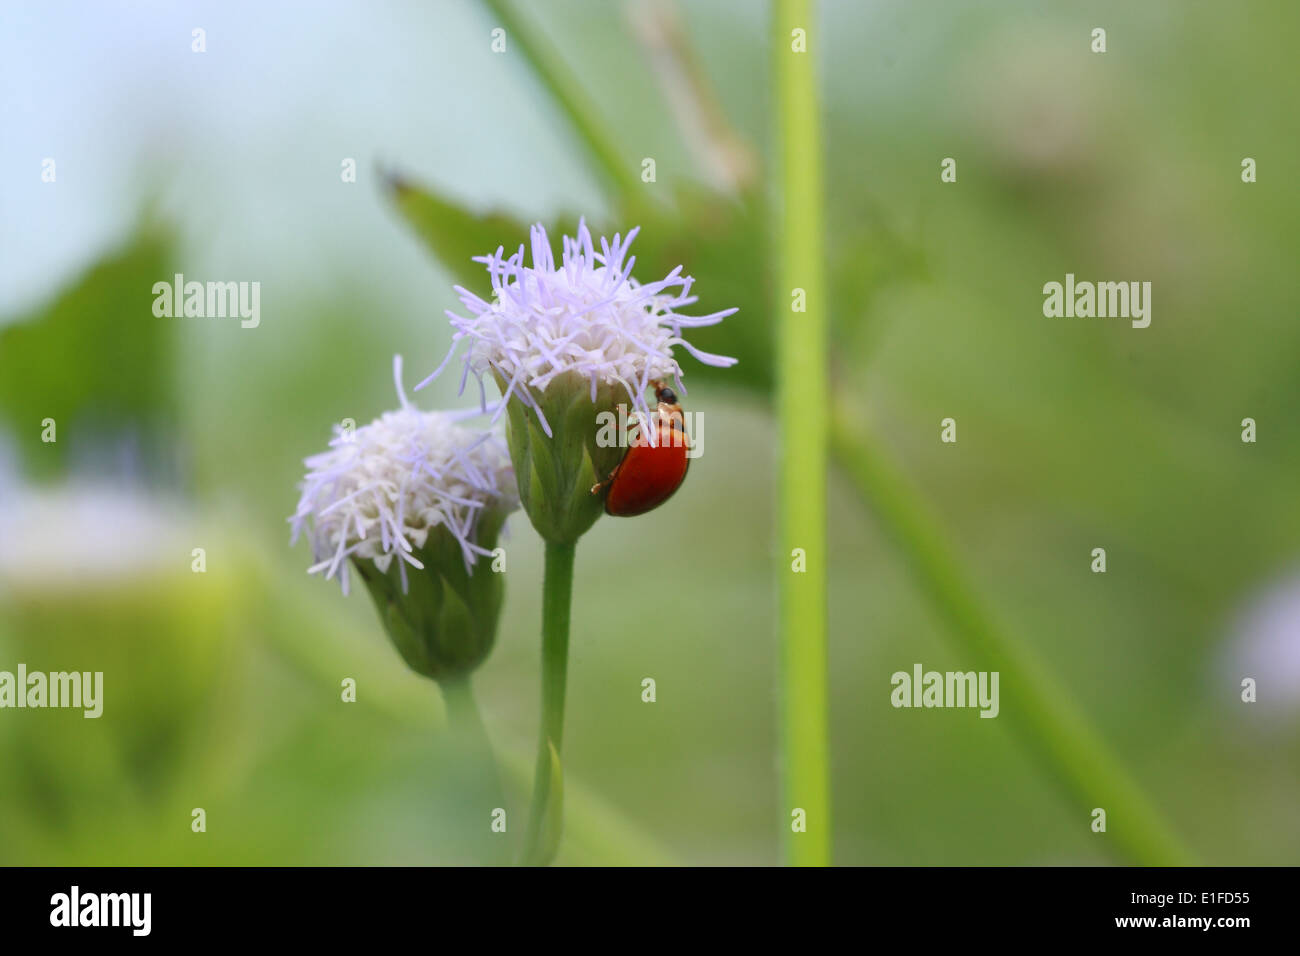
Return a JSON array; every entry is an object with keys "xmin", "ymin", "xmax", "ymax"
[
  {"xmin": 418, "ymin": 219, "xmax": 738, "ymax": 435},
  {"xmin": 0, "ymin": 481, "xmax": 190, "ymax": 590},
  {"xmin": 1221, "ymin": 568, "xmax": 1300, "ymax": 718},
  {"xmin": 290, "ymin": 356, "xmax": 517, "ymax": 595}
]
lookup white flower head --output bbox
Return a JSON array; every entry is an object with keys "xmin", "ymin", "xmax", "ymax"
[
  {"xmin": 290, "ymin": 356, "xmax": 517, "ymax": 595},
  {"xmin": 1221, "ymin": 567, "xmax": 1300, "ymax": 718},
  {"xmin": 418, "ymin": 219, "xmax": 738, "ymax": 436}
]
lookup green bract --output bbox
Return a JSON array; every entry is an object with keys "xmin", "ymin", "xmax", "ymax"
[
  {"xmin": 501, "ymin": 371, "xmax": 626, "ymax": 546},
  {"xmin": 354, "ymin": 511, "xmax": 509, "ymax": 682}
]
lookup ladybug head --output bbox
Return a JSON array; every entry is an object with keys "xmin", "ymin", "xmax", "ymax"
[
  {"xmin": 649, "ymin": 380, "xmax": 685, "ymax": 434},
  {"xmin": 651, "ymin": 379, "xmax": 679, "ymax": 407}
]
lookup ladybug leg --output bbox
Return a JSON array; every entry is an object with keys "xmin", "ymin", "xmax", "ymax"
[{"xmin": 590, "ymin": 461, "xmax": 620, "ymax": 497}]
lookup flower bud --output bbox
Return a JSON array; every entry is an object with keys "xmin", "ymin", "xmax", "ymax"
[
  {"xmin": 351, "ymin": 510, "xmax": 508, "ymax": 681},
  {"xmin": 291, "ymin": 357, "xmax": 518, "ymax": 680},
  {"xmin": 499, "ymin": 370, "xmax": 625, "ymax": 545}
]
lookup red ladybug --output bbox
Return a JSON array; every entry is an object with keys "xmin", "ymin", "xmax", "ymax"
[{"xmin": 593, "ymin": 380, "xmax": 690, "ymax": 517}]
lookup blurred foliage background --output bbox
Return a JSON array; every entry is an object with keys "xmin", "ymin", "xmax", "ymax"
[{"xmin": 1, "ymin": 0, "xmax": 1297, "ymax": 864}]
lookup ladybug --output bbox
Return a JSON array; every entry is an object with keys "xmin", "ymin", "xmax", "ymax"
[{"xmin": 592, "ymin": 379, "xmax": 690, "ymax": 517}]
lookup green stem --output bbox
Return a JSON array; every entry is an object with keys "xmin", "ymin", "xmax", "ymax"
[
  {"xmin": 478, "ymin": 0, "xmax": 638, "ymax": 195},
  {"xmin": 773, "ymin": 0, "xmax": 831, "ymax": 867},
  {"xmin": 268, "ymin": 560, "xmax": 677, "ymax": 863},
  {"xmin": 441, "ymin": 675, "xmax": 493, "ymax": 754},
  {"xmin": 441, "ymin": 675, "xmax": 509, "ymax": 864},
  {"xmin": 828, "ymin": 393, "xmax": 1196, "ymax": 866},
  {"xmin": 521, "ymin": 539, "xmax": 576, "ymax": 865}
]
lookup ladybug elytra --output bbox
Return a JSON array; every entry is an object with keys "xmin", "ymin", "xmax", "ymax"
[{"xmin": 592, "ymin": 380, "xmax": 690, "ymax": 517}]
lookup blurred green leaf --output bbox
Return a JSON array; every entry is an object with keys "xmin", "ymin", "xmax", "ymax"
[
  {"xmin": 0, "ymin": 224, "xmax": 177, "ymax": 481},
  {"xmin": 619, "ymin": 187, "xmax": 774, "ymax": 394},
  {"xmin": 827, "ymin": 197, "xmax": 929, "ymax": 360},
  {"xmin": 382, "ymin": 170, "xmax": 552, "ymax": 300}
]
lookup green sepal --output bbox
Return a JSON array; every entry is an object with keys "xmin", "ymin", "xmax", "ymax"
[
  {"xmin": 501, "ymin": 371, "xmax": 627, "ymax": 546},
  {"xmin": 353, "ymin": 508, "xmax": 509, "ymax": 682}
]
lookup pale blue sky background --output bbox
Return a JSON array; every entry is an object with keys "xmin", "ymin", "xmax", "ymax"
[{"xmin": 1, "ymin": 0, "xmax": 622, "ymax": 320}]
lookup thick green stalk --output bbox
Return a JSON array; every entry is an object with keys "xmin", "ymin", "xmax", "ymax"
[
  {"xmin": 829, "ymin": 395, "xmax": 1196, "ymax": 865},
  {"xmin": 441, "ymin": 676, "xmax": 510, "ymax": 864},
  {"xmin": 441, "ymin": 676, "xmax": 494, "ymax": 757},
  {"xmin": 521, "ymin": 540, "xmax": 576, "ymax": 865},
  {"xmin": 773, "ymin": 0, "xmax": 831, "ymax": 867},
  {"xmin": 478, "ymin": 0, "xmax": 638, "ymax": 195}
]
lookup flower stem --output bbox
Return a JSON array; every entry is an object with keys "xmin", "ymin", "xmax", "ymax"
[
  {"xmin": 441, "ymin": 675, "xmax": 493, "ymax": 755},
  {"xmin": 441, "ymin": 675, "xmax": 509, "ymax": 863},
  {"xmin": 271, "ymin": 566, "xmax": 674, "ymax": 863},
  {"xmin": 522, "ymin": 539, "xmax": 576, "ymax": 865},
  {"xmin": 773, "ymin": 0, "xmax": 832, "ymax": 867},
  {"xmin": 828, "ymin": 392, "xmax": 1196, "ymax": 865},
  {"xmin": 477, "ymin": 0, "xmax": 638, "ymax": 196}
]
